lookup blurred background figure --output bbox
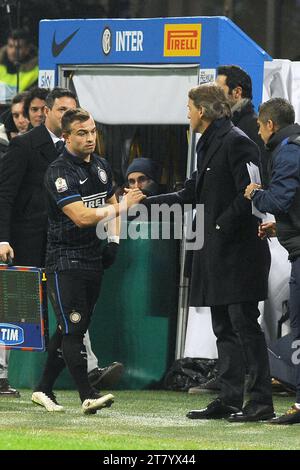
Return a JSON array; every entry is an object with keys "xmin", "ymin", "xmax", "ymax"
[
  {"xmin": 4, "ymin": 91, "xmax": 29, "ymax": 140},
  {"xmin": 10, "ymin": 91, "xmax": 29, "ymax": 135},
  {"xmin": 0, "ymin": 91, "xmax": 29, "ymax": 141},
  {"xmin": 23, "ymin": 87, "xmax": 48, "ymax": 128},
  {"xmin": 0, "ymin": 29, "xmax": 38, "ymax": 109},
  {"xmin": 216, "ymin": 65, "xmax": 269, "ymax": 185}
]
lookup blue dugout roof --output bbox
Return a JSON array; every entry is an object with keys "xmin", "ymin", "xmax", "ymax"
[{"xmin": 39, "ymin": 16, "xmax": 272, "ymax": 109}]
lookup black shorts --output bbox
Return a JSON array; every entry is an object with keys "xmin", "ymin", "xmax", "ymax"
[{"xmin": 46, "ymin": 269, "xmax": 102, "ymax": 335}]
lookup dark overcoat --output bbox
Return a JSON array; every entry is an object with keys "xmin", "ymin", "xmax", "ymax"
[
  {"xmin": 147, "ymin": 119, "xmax": 271, "ymax": 306},
  {"xmin": 0, "ymin": 124, "xmax": 58, "ymax": 266}
]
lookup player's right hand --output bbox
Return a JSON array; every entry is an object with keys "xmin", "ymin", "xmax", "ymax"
[{"xmin": 0, "ymin": 244, "xmax": 14, "ymax": 263}]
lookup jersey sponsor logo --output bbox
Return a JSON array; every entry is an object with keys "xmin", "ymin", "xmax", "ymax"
[
  {"xmin": 102, "ymin": 27, "xmax": 112, "ymax": 55},
  {"xmin": 116, "ymin": 30, "xmax": 143, "ymax": 52},
  {"xmin": 55, "ymin": 177, "xmax": 68, "ymax": 193},
  {"xmin": 163, "ymin": 24, "xmax": 201, "ymax": 57},
  {"xmin": 52, "ymin": 29, "xmax": 80, "ymax": 57},
  {"xmin": 79, "ymin": 178, "xmax": 88, "ymax": 185},
  {"xmin": 0, "ymin": 323, "xmax": 24, "ymax": 346},
  {"xmin": 69, "ymin": 311, "xmax": 81, "ymax": 323},
  {"xmin": 98, "ymin": 168, "xmax": 108, "ymax": 183},
  {"xmin": 82, "ymin": 192, "xmax": 107, "ymax": 208}
]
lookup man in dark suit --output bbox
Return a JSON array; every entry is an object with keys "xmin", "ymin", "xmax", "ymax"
[
  {"xmin": 144, "ymin": 84, "xmax": 274, "ymax": 422},
  {"xmin": 0, "ymin": 87, "xmax": 77, "ymax": 396},
  {"xmin": 0, "ymin": 87, "xmax": 76, "ymax": 266},
  {"xmin": 0, "ymin": 87, "xmax": 123, "ymax": 394},
  {"xmin": 216, "ymin": 65, "xmax": 270, "ymax": 185}
]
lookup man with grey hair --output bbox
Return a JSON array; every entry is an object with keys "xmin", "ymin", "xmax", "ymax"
[{"xmin": 144, "ymin": 84, "xmax": 274, "ymax": 421}]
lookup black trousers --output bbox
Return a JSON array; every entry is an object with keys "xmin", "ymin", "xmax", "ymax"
[
  {"xmin": 289, "ymin": 258, "xmax": 300, "ymax": 402},
  {"xmin": 210, "ymin": 302, "xmax": 273, "ymax": 409},
  {"xmin": 38, "ymin": 269, "xmax": 103, "ymax": 401}
]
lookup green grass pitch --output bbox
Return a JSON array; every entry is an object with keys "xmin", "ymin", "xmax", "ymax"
[{"xmin": 0, "ymin": 390, "xmax": 299, "ymax": 450}]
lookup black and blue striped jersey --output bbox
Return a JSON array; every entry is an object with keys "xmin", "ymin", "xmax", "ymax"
[{"xmin": 44, "ymin": 148, "xmax": 114, "ymax": 272}]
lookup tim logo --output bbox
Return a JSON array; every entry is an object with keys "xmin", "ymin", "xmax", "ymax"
[
  {"xmin": 164, "ymin": 24, "xmax": 201, "ymax": 57},
  {"xmin": 0, "ymin": 324, "xmax": 24, "ymax": 346}
]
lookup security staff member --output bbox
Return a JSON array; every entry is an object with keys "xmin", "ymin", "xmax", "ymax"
[{"xmin": 32, "ymin": 108, "xmax": 145, "ymax": 414}]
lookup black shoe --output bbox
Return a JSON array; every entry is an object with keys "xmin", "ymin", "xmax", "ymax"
[
  {"xmin": 268, "ymin": 405, "xmax": 300, "ymax": 425},
  {"xmin": 186, "ymin": 398, "xmax": 241, "ymax": 420},
  {"xmin": 0, "ymin": 378, "xmax": 20, "ymax": 398},
  {"xmin": 88, "ymin": 362, "xmax": 124, "ymax": 390},
  {"xmin": 227, "ymin": 401, "xmax": 275, "ymax": 422}
]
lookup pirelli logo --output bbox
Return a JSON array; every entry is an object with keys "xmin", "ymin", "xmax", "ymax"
[{"xmin": 164, "ymin": 24, "xmax": 201, "ymax": 57}]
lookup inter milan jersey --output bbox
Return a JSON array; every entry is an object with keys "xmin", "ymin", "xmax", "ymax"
[{"xmin": 44, "ymin": 148, "xmax": 114, "ymax": 272}]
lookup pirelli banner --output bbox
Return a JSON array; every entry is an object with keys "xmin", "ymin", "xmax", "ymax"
[{"xmin": 39, "ymin": 16, "xmax": 272, "ymax": 110}]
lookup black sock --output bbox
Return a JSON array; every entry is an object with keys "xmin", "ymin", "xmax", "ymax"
[
  {"xmin": 35, "ymin": 328, "xmax": 66, "ymax": 393},
  {"xmin": 62, "ymin": 334, "xmax": 93, "ymax": 402}
]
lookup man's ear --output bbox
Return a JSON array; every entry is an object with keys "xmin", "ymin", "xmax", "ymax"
[
  {"xmin": 233, "ymin": 86, "xmax": 243, "ymax": 100},
  {"xmin": 62, "ymin": 131, "xmax": 69, "ymax": 142},
  {"xmin": 198, "ymin": 106, "xmax": 204, "ymax": 119},
  {"xmin": 44, "ymin": 105, "xmax": 50, "ymax": 118},
  {"xmin": 267, "ymin": 119, "xmax": 276, "ymax": 133}
]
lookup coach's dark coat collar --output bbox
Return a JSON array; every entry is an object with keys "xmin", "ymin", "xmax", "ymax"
[
  {"xmin": 29, "ymin": 124, "xmax": 58, "ymax": 165},
  {"xmin": 196, "ymin": 118, "xmax": 234, "ymax": 186}
]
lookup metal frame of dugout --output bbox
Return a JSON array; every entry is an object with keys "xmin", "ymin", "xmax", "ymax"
[{"xmin": 9, "ymin": 16, "xmax": 272, "ymax": 390}]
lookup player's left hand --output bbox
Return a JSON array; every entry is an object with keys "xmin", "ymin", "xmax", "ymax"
[{"xmin": 101, "ymin": 242, "xmax": 119, "ymax": 269}]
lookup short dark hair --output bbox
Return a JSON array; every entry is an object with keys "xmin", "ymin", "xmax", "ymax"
[
  {"xmin": 61, "ymin": 108, "xmax": 91, "ymax": 134},
  {"xmin": 45, "ymin": 87, "xmax": 77, "ymax": 110},
  {"xmin": 23, "ymin": 87, "xmax": 49, "ymax": 118},
  {"xmin": 217, "ymin": 65, "xmax": 253, "ymax": 100},
  {"xmin": 188, "ymin": 84, "xmax": 231, "ymax": 121},
  {"xmin": 11, "ymin": 91, "xmax": 29, "ymax": 107},
  {"xmin": 7, "ymin": 28, "xmax": 31, "ymax": 44},
  {"xmin": 258, "ymin": 98, "xmax": 295, "ymax": 129}
]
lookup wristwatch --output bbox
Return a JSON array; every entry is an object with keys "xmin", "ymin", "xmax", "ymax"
[{"xmin": 249, "ymin": 188, "xmax": 260, "ymax": 200}]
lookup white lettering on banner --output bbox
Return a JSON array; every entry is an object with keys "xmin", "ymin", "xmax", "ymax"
[
  {"xmin": 0, "ymin": 328, "xmax": 18, "ymax": 342},
  {"xmin": 116, "ymin": 31, "xmax": 143, "ymax": 52}
]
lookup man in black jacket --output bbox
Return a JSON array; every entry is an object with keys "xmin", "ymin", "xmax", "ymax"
[
  {"xmin": 245, "ymin": 98, "xmax": 300, "ymax": 424},
  {"xmin": 144, "ymin": 84, "xmax": 274, "ymax": 422},
  {"xmin": 216, "ymin": 65, "xmax": 269, "ymax": 185},
  {"xmin": 0, "ymin": 87, "xmax": 123, "ymax": 394}
]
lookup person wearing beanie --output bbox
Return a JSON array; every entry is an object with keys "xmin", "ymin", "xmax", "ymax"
[{"xmin": 126, "ymin": 157, "xmax": 160, "ymax": 196}]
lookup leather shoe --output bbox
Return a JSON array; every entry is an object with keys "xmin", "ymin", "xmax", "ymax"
[
  {"xmin": 268, "ymin": 405, "xmax": 300, "ymax": 425},
  {"xmin": 227, "ymin": 401, "xmax": 275, "ymax": 422},
  {"xmin": 88, "ymin": 362, "xmax": 124, "ymax": 390},
  {"xmin": 0, "ymin": 378, "xmax": 20, "ymax": 398},
  {"xmin": 187, "ymin": 398, "xmax": 241, "ymax": 420}
]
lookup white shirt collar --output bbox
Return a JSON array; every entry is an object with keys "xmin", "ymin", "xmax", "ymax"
[{"xmin": 46, "ymin": 127, "xmax": 64, "ymax": 145}]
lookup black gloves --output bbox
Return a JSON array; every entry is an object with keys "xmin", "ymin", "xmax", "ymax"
[{"xmin": 101, "ymin": 242, "xmax": 119, "ymax": 269}]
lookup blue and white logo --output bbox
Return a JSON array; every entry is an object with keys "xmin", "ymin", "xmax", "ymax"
[{"xmin": 0, "ymin": 324, "xmax": 24, "ymax": 346}]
